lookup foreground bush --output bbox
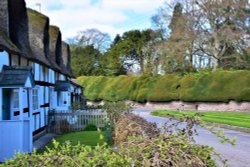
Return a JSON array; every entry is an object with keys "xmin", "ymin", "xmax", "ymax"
[
  {"xmin": 3, "ymin": 117, "xmax": 217, "ymax": 167},
  {"xmin": 2, "ymin": 137, "xmax": 215, "ymax": 167},
  {"xmin": 114, "ymin": 114, "xmax": 217, "ymax": 167},
  {"xmin": 3, "ymin": 102, "xmax": 233, "ymax": 166},
  {"xmin": 4, "ymin": 113, "xmax": 235, "ymax": 166},
  {"xmin": 3, "ymin": 141, "xmax": 132, "ymax": 167},
  {"xmin": 77, "ymin": 70, "xmax": 250, "ymax": 102}
]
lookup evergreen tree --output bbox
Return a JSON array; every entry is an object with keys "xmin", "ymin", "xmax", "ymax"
[{"xmin": 168, "ymin": 2, "xmax": 183, "ymax": 32}]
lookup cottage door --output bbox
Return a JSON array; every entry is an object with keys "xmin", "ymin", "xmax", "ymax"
[{"xmin": 2, "ymin": 89, "xmax": 10, "ymax": 120}]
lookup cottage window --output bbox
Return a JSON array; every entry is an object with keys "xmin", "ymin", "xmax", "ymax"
[
  {"xmin": 57, "ymin": 92, "xmax": 67, "ymax": 106},
  {"xmin": 32, "ymin": 89, "xmax": 38, "ymax": 110},
  {"xmin": 13, "ymin": 89, "xmax": 19, "ymax": 109}
]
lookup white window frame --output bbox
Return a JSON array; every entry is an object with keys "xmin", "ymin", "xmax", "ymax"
[
  {"xmin": 13, "ymin": 89, "xmax": 19, "ymax": 109},
  {"xmin": 32, "ymin": 88, "xmax": 39, "ymax": 110}
]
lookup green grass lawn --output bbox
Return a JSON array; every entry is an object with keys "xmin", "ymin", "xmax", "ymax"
[
  {"xmin": 151, "ymin": 110, "xmax": 250, "ymax": 128},
  {"xmin": 38, "ymin": 131, "xmax": 103, "ymax": 153}
]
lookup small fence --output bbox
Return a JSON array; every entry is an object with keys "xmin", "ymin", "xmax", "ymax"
[{"xmin": 47, "ymin": 109, "xmax": 107, "ymax": 134}]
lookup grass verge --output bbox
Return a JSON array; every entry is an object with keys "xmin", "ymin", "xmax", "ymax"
[
  {"xmin": 38, "ymin": 131, "xmax": 103, "ymax": 153},
  {"xmin": 151, "ymin": 110, "xmax": 250, "ymax": 128}
]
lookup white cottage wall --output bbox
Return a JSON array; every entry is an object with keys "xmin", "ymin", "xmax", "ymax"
[
  {"xmin": 11, "ymin": 54, "xmax": 19, "ymax": 66},
  {"xmin": 48, "ymin": 69, "xmax": 55, "ymax": 84},
  {"xmin": 0, "ymin": 52, "xmax": 76, "ymax": 131},
  {"xmin": 40, "ymin": 65, "xmax": 44, "ymax": 81},
  {"xmin": 0, "ymin": 89, "xmax": 2, "ymax": 120},
  {"xmin": 59, "ymin": 74, "xmax": 65, "ymax": 81},
  {"xmin": 20, "ymin": 57, "xmax": 27, "ymax": 66},
  {"xmin": 0, "ymin": 51, "xmax": 9, "ymax": 71},
  {"xmin": 34, "ymin": 63, "xmax": 39, "ymax": 81}
]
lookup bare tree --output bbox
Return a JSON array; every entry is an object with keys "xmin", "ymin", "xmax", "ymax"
[
  {"xmin": 152, "ymin": 0, "xmax": 250, "ymax": 71},
  {"xmin": 152, "ymin": 0, "xmax": 204, "ymax": 73},
  {"xmin": 195, "ymin": 0, "xmax": 250, "ymax": 69},
  {"xmin": 73, "ymin": 28, "xmax": 111, "ymax": 53}
]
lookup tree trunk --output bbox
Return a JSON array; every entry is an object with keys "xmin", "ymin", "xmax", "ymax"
[
  {"xmin": 139, "ymin": 57, "xmax": 144, "ymax": 75},
  {"xmin": 212, "ymin": 32, "xmax": 220, "ymax": 69},
  {"xmin": 188, "ymin": 49, "xmax": 193, "ymax": 71}
]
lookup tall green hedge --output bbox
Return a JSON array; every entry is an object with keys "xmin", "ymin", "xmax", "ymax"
[{"xmin": 77, "ymin": 70, "xmax": 250, "ymax": 102}]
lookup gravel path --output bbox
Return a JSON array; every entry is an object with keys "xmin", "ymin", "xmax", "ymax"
[{"xmin": 133, "ymin": 109, "xmax": 250, "ymax": 167}]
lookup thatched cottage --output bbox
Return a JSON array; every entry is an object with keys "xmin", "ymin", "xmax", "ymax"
[{"xmin": 0, "ymin": 0, "xmax": 83, "ymax": 161}]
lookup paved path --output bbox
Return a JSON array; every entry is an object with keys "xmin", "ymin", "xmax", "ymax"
[
  {"xmin": 133, "ymin": 109, "xmax": 250, "ymax": 167},
  {"xmin": 33, "ymin": 133, "xmax": 57, "ymax": 150}
]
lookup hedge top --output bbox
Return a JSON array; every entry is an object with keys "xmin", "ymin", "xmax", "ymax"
[{"xmin": 77, "ymin": 70, "xmax": 250, "ymax": 102}]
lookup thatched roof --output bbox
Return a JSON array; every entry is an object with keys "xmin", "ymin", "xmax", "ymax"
[
  {"xmin": 0, "ymin": 0, "xmax": 73, "ymax": 78},
  {"xmin": 27, "ymin": 8, "xmax": 51, "ymax": 67},
  {"xmin": 49, "ymin": 26, "xmax": 70, "ymax": 77},
  {"xmin": 0, "ymin": 30, "xmax": 20, "ymax": 54},
  {"xmin": 62, "ymin": 41, "xmax": 73, "ymax": 77},
  {"xmin": 8, "ymin": 0, "xmax": 34, "ymax": 60},
  {"xmin": 0, "ymin": 0, "xmax": 9, "ymax": 35}
]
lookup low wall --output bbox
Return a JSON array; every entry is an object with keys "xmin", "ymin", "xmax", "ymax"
[
  {"xmin": 135, "ymin": 101, "xmax": 250, "ymax": 112},
  {"xmin": 0, "ymin": 120, "xmax": 32, "ymax": 162},
  {"xmin": 87, "ymin": 100, "xmax": 250, "ymax": 112}
]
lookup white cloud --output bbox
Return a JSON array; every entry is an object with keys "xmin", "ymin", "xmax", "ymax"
[
  {"xmin": 25, "ymin": 0, "xmax": 165, "ymax": 40},
  {"xmin": 101, "ymin": 0, "xmax": 164, "ymax": 13}
]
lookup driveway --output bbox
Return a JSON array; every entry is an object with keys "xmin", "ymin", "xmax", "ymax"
[{"xmin": 133, "ymin": 109, "xmax": 250, "ymax": 167}]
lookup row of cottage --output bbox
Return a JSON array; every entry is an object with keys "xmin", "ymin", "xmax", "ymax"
[{"xmin": 0, "ymin": 0, "xmax": 84, "ymax": 161}]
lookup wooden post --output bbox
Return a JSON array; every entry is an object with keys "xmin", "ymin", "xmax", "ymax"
[
  {"xmin": 28, "ymin": 88, "xmax": 33, "ymax": 152},
  {"xmin": 19, "ymin": 87, "xmax": 24, "ymax": 152},
  {"xmin": 19, "ymin": 88, "xmax": 24, "ymax": 121}
]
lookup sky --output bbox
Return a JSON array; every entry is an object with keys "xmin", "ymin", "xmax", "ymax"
[{"xmin": 25, "ymin": 0, "xmax": 165, "ymax": 40}]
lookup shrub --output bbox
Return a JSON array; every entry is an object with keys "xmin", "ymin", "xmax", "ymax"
[
  {"xmin": 102, "ymin": 101, "xmax": 132, "ymax": 126},
  {"xmin": 103, "ymin": 121, "xmax": 113, "ymax": 145},
  {"xmin": 114, "ymin": 113, "xmax": 220, "ymax": 166},
  {"xmin": 3, "ymin": 114, "xmax": 220, "ymax": 167},
  {"xmin": 3, "ymin": 141, "xmax": 132, "ymax": 167},
  {"xmin": 148, "ymin": 75, "xmax": 180, "ymax": 102},
  {"xmin": 180, "ymin": 70, "xmax": 250, "ymax": 102},
  {"xmin": 178, "ymin": 74, "xmax": 197, "ymax": 101},
  {"xmin": 76, "ymin": 70, "xmax": 250, "ymax": 102},
  {"xmin": 84, "ymin": 123, "xmax": 97, "ymax": 131},
  {"xmin": 82, "ymin": 76, "xmax": 107, "ymax": 101},
  {"xmin": 59, "ymin": 120, "xmax": 70, "ymax": 134},
  {"xmin": 99, "ymin": 75, "xmax": 132, "ymax": 101},
  {"xmin": 128, "ymin": 76, "xmax": 148, "ymax": 101},
  {"xmin": 3, "ymin": 108, "xmax": 235, "ymax": 166},
  {"xmin": 102, "ymin": 101, "xmax": 133, "ymax": 145}
]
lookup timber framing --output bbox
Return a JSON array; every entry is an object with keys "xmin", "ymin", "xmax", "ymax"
[{"xmin": 0, "ymin": 0, "xmax": 84, "ymax": 162}]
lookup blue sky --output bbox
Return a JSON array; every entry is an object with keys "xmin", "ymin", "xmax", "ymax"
[{"xmin": 25, "ymin": 0, "xmax": 165, "ymax": 40}]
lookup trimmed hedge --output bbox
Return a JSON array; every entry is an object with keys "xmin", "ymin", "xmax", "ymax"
[{"xmin": 77, "ymin": 70, "xmax": 250, "ymax": 102}]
